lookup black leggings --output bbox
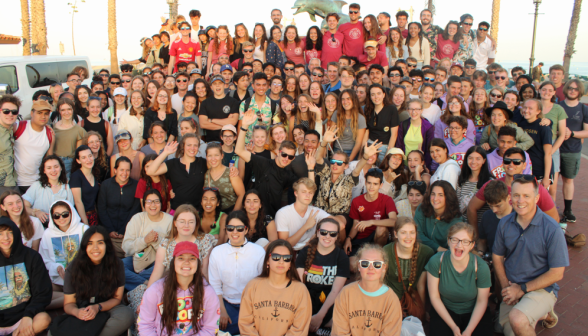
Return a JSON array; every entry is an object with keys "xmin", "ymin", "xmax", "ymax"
[{"xmin": 429, "ymin": 304, "xmax": 493, "ymax": 336}]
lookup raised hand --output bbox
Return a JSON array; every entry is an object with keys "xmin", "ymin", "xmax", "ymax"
[
  {"xmin": 363, "ymin": 140, "xmax": 383, "ymax": 159},
  {"xmin": 305, "ymin": 150, "xmax": 316, "ymax": 170},
  {"xmin": 323, "ymin": 125, "xmax": 339, "ymax": 143},
  {"xmin": 163, "ymin": 141, "xmax": 178, "ymax": 155},
  {"xmin": 242, "ymin": 109, "xmax": 257, "ymax": 127},
  {"xmin": 308, "ymin": 103, "xmax": 321, "ymax": 116}
]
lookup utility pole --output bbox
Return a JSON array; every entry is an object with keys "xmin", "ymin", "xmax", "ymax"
[{"xmin": 529, "ymin": 0, "xmax": 542, "ymax": 74}]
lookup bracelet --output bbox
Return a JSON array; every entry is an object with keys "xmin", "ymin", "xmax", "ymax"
[
  {"xmin": 240, "ymin": 127, "xmax": 248, "ymax": 132},
  {"xmin": 346, "ymin": 236, "xmax": 352, "ymax": 240},
  {"xmin": 308, "ymin": 169, "xmax": 315, "ymax": 172},
  {"xmin": 363, "ymin": 156, "xmax": 369, "ymax": 161},
  {"xmin": 320, "ymin": 143, "xmax": 327, "ymax": 148}
]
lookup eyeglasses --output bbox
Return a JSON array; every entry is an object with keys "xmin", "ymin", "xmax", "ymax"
[
  {"xmin": 319, "ymin": 229, "xmax": 338, "ymax": 238},
  {"xmin": 424, "ymin": 77, "xmax": 435, "ymax": 82},
  {"xmin": 177, "ymin": 79, "xmax": 188, "ymax": 83},
  {"xmin": 449, "ymin": 237, "xmax": 473, "ymax": 246},
  {"xmin": 110, "ymin": 81, "xmax": 121, "ymax": 85},
  {"xmin": 412, "ymin": 77, "xmax": 422, "ymax": 82},
  {"xmin": 503, "ymin": 158, "xmax": 523, "ymax": 165},
  {"xmin": 52, "ymin": 211, "xmax": 70, "ymax": 220},
  {"xmin": 270, "ymin": 253, "xmax": 293, "ymax": 262},
  {"xmin": 462, "ymin": 22, "xmax": 473, "ymax": 26},
  {"xmin": 495, "ymin": 76, "xmax": 507, "ymax": 80},
  {"xmin": 243, "ymin": 49, "xmax": 254, "ymax": 53},
  {"xmin": 280, "ymin": 151, "xmax": 295, "ymax": 160},
  {"xmin": 203, "ymin": 187, "xmax": 219, "ymax": 191},
  {"xmin": 2, "ymin": 109, "xmax": 19, "ymax": 115},
  {"xmin": 448, "ymin": 102, "xmax": 460, "ymax": 106},
  {"xmin": 157, "ymin": 94, "xmax": 169, "ymax": 98},
  {"xmin": 68, "ymin": 78, "xmax": 81, "ymax": 83},
  {"xmin": 349, "ymin": 10, "xmax": 359, "ymax": 14},
  {"xmin": 448, "ymin": 126, "xmax": 463, "ymax": 131},
  {"xmin": 145, "ymin": 199, "xmax": 161, "ymax": 205},
  {"xmin": 408, "ymin": 63, "xmax": 417, "ymax": 67},
  {"xmin": 284, "ymin": 67, "xmax": 294, "ymax": 71},
  {"xmin": 478, "ymin": 27, "xmax": 489, "ymax": 32},
  {"xmin": 358, "ymin": 260, "xmax": 384, "ymax": 269},
  {"xmin": 490, "ymin": 93, "xmax": 503, "ymax": 98},
  {"xmin": 226, "ymin": 225, "xmax": 246, "ymax": 232},
  {"xmin": 330, "ymin": 159, "xmax": 345, "ymax": 166},
  {"xmin": 408, "ymin": 180, "xmax": 425, "ymax": 186},
  {"xmin": 407, "ymin": 108, "xmax": 422, "ymax": 112}
]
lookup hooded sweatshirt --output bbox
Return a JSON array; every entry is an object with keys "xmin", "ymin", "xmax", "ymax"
[
  {"xmin": 430, "ymin": 159, "xmax": 461, "ymax": 189},
  {"xmin": 138, "ymin": 278, "xmax": 220, "ymax": 336},
  {"xmin": 39, "ymin": 200, "xmax": 88, "ymax": 286},
  {"xmin": 0, "ymin": 218, "xmax": 52, "ymax": 328}
]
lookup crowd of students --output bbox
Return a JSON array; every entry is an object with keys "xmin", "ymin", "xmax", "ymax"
[{"xmin": 0, "ymin": 3, "xmax": 587, "ymax": 336}]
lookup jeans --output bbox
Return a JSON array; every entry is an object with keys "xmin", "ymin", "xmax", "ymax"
[
  {"xmin": 122, "ymin": 256, "xmax": 155, "ymax": 291},
  {"xmin": 59, "ymin": 156, "xmax": 73, "ymax": 180},
  {"xmin": 222, "ymin": 299, "xmax": 241, "ymax": 335}
]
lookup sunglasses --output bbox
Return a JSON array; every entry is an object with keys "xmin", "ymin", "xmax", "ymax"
[
  {"xmin": 100, "ymin": 74, "xmax": 109, "ymax": 77},
  {"xmin": 122, "ymin": 79, "xmax": 131, "ymax": 83},
  {"xmin": 331, "ymin": 35, "xmax": 337, "ymax": 43},
  {"xmin": 465, "ymin": 65, "xmax": 476, "ymax": 69},
  {"xmin": 52, "ymin": 211, "xmax": 70, "ymax": 220},
  {"xmin": 243, "ymin": 69, "xmax": 252, "ymax": 73},
  {"xmin": 110, "ymin": 81, "xmax": 121, "ymax": 85},
  {"xmin": 253, "ymin": 125, "xmax": 267, "ymax": 130},
  {"xmin": 495, "ymin": 76, "xmax": 507, "ymax": 80},
  {"xmin": 408, "ymin": 63, "xmax": 417, "ymax": 67},
  {"xmin": 358, "ymin": 260, "xmax": 384, "ymax": 269},
  {"xmin": 408, "ymin": 180, "xmax": 425, "ymax": 186},
  {"xmin": 114, "ymin": 132, "xmax": 131, "ymax": 141},
  {"xmin": 330, "ymin": 159, "xmax": 345, "ymax": 166},
  {"xmin": 143, "ymin": 72, "xmax": 152, "ymax": 75},
  {"xmin": 388, "ymin": 73, "xmax": 401, "ymax": 77},
  {"xmin": 319, "ymin": 229, "xmax": 338, "ymax": 238},
  {"xmin": 462, "ymin": 22, "xmax": 473, "ymax": 26},
  {"xmin": 203, "ymin": 187, "xmax": 219, "ymax": 191},
  {"xmin": 243, "ymin": 49, "xmax": 254, "ymax": 53},
  {"xmin": 226, "ymin": 225, "xmax": 246, "ymax": 232},
  {"xmin": 180, "ymin": 27, "xmax": 191, "ymax": 31},
  {"xmin": 280, "ymin": 152, "xmax": 295, "ymax": 160},
  {"xmin": 284, "ymin": 67, "xmax": 295, "ymax": 71},
  {"xmin": 313, "ymin": 73, "xmax": 323, "ymax": 77},
  {"xmin": 478, "ymin": 27, "xmax": 489, "ymax": 31},
  {"xmin": 177, "ymin": 79, "xmax": 188, "ymax": 83},
  {"xmin": 424, "ymin": 77, "xmax": 435, "ymax": 82},
  {"xmin": 490, "ymin": 93, "xmax": 503, "ymax": 98},
  {"xmin": 503, "ymin": 158, "xmax": 523, "ymax": 165},
  {"xmin": 412, "ymin": 77, "xmax": 422, "ymax": 82},
  {"xmin": 488, "ymin": 71, "xmax": 496, "ymax": 75},
  {"xmin": 513, "ymin": 174, "xmax": 536, "ymax": 182},
  {"xmin": 270, "ymin": 253, "xmax": 293, "ymax": 262},
  {"xmin": 2, "ymin": 109, "xmax": 19, "ymax": 115},
  {"xmin": 349, "ymin": 10, "xmax": 359, "ymax": 14}
]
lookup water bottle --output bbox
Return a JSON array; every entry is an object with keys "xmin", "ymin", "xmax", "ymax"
[{"xmin": 229, "ymin": 158, "xmax": 235, "ymax": 170}]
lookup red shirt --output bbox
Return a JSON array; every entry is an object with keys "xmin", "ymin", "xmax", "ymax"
[
  {"xmin": 475, "ymin": 177, "xmax": 555, "ymax": 212},
  {"xmin": 207, "ymin": 40, "xmax": 228, "ymax": 64},
  {"xmin": 169, "ymin": 39, "xmax": 201, "ymax": 72},
  {"xmin": 321, "ymin": 31, "xmax": 344, "ymax": 69},
  {"xmin": 349, "ymin": 193, "xmax": 397, "ymax": 239},
  {"xmin": 358, "ymin": 51, "xmax": 388, "ymax": 67},
  {"xmin": 135, "ymin": 178, "xmax": 173, "ymax": 212},
  {"xmin": 435, "ymin": 35, "xmax": 460, "ymax": 60},
  {"xmin": 338, "ymin": 21, "xmax": 364, "ymax": 58},
  {"xmin": 283, "ymin": 41, "xmax": 305, "ymax": 65},
  {"xmin": 400, "ymin": 28, "xmax": 408, "ymax": 39}
]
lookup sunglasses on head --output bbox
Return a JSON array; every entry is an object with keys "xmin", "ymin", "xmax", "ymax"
[
  {"xmin": 114, "ymin": 131, "xmax": 131, "ymax": 141},
  {"xmin": 408, "ymin": 180, "xmax": 425, "ymax": 186},
  {"xmin": 226, "ymin": 225, "xmax": 246, "ymax": 232},
  {"xmin": 359, "ymin": 260, "xmax": 384, "ymax": 269},
  {"xmin": 319, "ymin": 229, "xmax": 338, "ymax": 238},
  {"xmin": 503, "ymin": 158, "xmax": 523, "ymax": 165},
  {"xmin": 270, "ymin": 253, "xmax": 293, "ymax": 262},
  {"xmin": 2, "ymin": 109, "xmax": 19, "ymax": 115},
  {"xmin": 280, "ymin": 152, "xmax": 295, "ymax": 160},
  {"xmin": 177, "ymin": 79, "xmax": 188, "ymax": 83},
  {"xmin": 203, "ymin": 187, "xmax": 219, "ymax": 191},
  {"xmin": 52, "ymin": 211, "xmax": 70, "ymax": 220},
  {"xmin": 330, "ymin": 159, "xmax": 345, "ymax": 166}
]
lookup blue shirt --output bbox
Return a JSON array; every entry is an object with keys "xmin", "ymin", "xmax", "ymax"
[
  {"xmin": 323, "ymin": 80, "xmax": 341, "ymax": 93},
  {"xmin": 492, "ymin": 206, "xmax": 569, "ymax": 297}
]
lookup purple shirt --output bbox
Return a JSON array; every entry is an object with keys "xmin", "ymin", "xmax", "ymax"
[
  {"xmin": 444, "ymin": 137, "xmax": 475, "ymax": 168},
  {"xmin": 486, "ymin": 148, "xmax": 532, "ymax": 178},
  {"xmin": 138, "ymin": 278, "xmax": 220, "ymax": 336},
  {"xmin": 434, "ymin": 118, "xmax": 476, "ymax": 143}
]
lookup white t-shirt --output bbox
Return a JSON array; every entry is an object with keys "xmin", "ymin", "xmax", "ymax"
[
  {"xmin": 171, "ymin": 92, "xmax": 185, "ymax": 117},
  {"xmin": 421, "ymin": 104, "xmax": 442, "ymax": 125},
  {"xmin": 21, "ymin": 216, "xmax": 45, "ymax": 248},
  {"xmin": 473, "ymin": 36, "xmax": 496, "ymax": 70},
  {"xmin": 275, "ymin": 204, "xmax": 330, "ymax": 250},
  {"xmin": 14, "ymin": 121, "xmax": 51, "ymax": 186}
]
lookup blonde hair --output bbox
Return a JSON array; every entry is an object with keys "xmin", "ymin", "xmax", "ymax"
[
  {"xmin": 356, "ymin": 243, "xmax": 388, "ymax": 282},
  {"xmin": 447, "ymin": 222, "xmax": 476, "ymax": 241},
  {"xmin": 293, "ymin": 177, "xmax": 317, "ymax": 193}
]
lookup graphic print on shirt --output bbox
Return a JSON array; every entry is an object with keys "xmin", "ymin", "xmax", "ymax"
[
  {"xmin": 327, "ymin": 37, "xmax": 341, "ymax": 48},
  {"xmin": 51, "ymin": 235, "xmax": 80, "ymax": 270},
  {"xmin": 450, "ymin": 152, "xmax": 466, "ymax": 168},
  {"xmin": 306, "ymin": 265, "xmax": 338, "ymax": 286},
  {"xmin": 157, "ymin": 295, "xmax": 204, "ymax": 335},
  {"xmin": 0, "ymin": 263, "xmax": 31, "ymax": 310},
  {"xmin": 347, "ymin": 308, "xmax": 385, "ymax": 333},
  {"xmin": 349, "ymin": 28, "xmax": 362, "ymax": 39},
  {"xmin": 252, "ymin": 299, "xmax": 297, "ymax": 323}
]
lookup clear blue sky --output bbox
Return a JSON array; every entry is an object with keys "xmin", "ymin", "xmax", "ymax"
[{"xmin": 1, "ymin": 0, "xmax": 586, "ymax": 67}]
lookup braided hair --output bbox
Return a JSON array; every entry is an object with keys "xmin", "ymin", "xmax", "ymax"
[
  {"xmin": 394, "ymin": 217, "xmax": 420, "ymax": 286},
  {"xmin": 302, "ymin": 218, "xmax": 341, "ymax": 283}
]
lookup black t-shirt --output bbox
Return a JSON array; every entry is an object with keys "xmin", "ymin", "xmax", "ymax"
[
  {"xmin": 230, "ymin": 89, "xmax": 251, "ymax": 105},
  {"xmin": 560, "ymin": 101, "xmax": 588, "ymax": 153},
  {"xmin": 288, "ymin": 154, "xmax": 309, "ymax": 179},
  {"xmin": 69, "ymin": 169, "xmax": 100, "ymax": 211},
  {"xmin": 249, "ymin": 154, "xmax": 297, "ymax": 217},
  {"xmin": 511, "ymin": 107, "xmax": 523, "ymax": 125},
  {"xmin": 295, "ymin": 246, "xmax": 350, "ymax": 297},
  {"xmin": 63, "ymin": 260, "xmax": 125, "ymax": 307},
  {"xmin": 244, "ymin": 149, "xmax": 272, "ymax": 189},
  {"xmin": 518, "ymin": 118, "xmax": 553, "ymax": 178},
  {"xmin": 165, "ymin": 157, "xmax": 207, "ymax": 209},
  {"xmin": 159, "ymin": 45, "xmax": 170, "ymax": 65},
  {"xmin": 367, "ymin": 104, "xmax": 400, "ymax": 144},
  {"xmin": 199, "ymin": 95, "xmax": 239, "ymax": 142},
  {"xmin": 479, "ymin": 209, "xmax": 511, "ymax": 254}
]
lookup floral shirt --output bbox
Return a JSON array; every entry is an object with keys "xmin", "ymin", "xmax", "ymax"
[
  {"xmin": 454, "ymin": 33, "xmax": 474, "ymax": 65},
  {"xmin": 239, "ymin": 95, "xmax": 273, "ymax": 144},
  {"xmin": 314, "ymin": 162, "xmax": 358, "ymax": 214},
  {"xmin": 422, "ymin": 25, "xmax": 444, "ymax": 60}
]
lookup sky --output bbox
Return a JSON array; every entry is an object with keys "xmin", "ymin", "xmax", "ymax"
[{"xmin": 1, "ymin": 0, "xmax": 587, "ymax": 69}]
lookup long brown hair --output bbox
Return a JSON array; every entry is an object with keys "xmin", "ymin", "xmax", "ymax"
[
  {"xmin": 468, "ymin": 88, "xmax": 489, "ymax": 121},
  {"xmin": 129, "ymin": 90, "xmax": 147, "ymax": 116},
  {"xmin": 175, "ymin": 133, "xmax": 200, "ymax": 159},
  {"xmin": 281, "ymin": 25, "xmax": 302, "ymax": 49},
  {"xmin": 284, "ymin": 75, "xmax": 301, "ymax": 100},
  {"xmin": 233, "ymin": 23, "xmax": 253, "ymax": 53},
  {"xmin": 379, "ymin": 153, "xmax": 409, "ymax": 198},
  {"xmin": 213, "ymin": 25, "xmax": 234, "ymax": 55},
  {"xmin": 152, "ymin": 88, "xmax": 173, "ymax": 114},
  {"xmin": 160, "ymin": 257, "xmax": 205, "ymax": 336},
  {"xmin": 82, "ymin": 131, "xmax": 108, "ymax": 171},
  {"xmin": 386, "ymin": 27, "xmax": 405, "ymax": 59},
  {"xmin": 141, "ymin": 154, "xmax": 170, "ymax": 207},
  {"xmin": 302, "ymin": 218, "xmax": 340, "ymax": 283},
  {"xmin": 336, "ymin": 89, "xmax": 361, "ymax": 139},
  {"xmin": 259, "ymin": 239, "xmax": 300, "ymax": 281},
  {"xmin": 421, "ymin": 180, "xmax": 461, "ymax": 222},
  {"xmin": 440, "ymin": 95, "xmax": 469, "ymax": 125},
  {"xmin": 294, "ymin": 94, "xmax": 317, "ymax": 130},
  {"xmin": 363, "ymin": 14, "xmax": 383, "ymax": 41},
  {"xmin": 393, "ymin": 217, "xmax": 420, "ymax": 286},
  {"xmin": 268, "ymin": 124, "xmax": 288, "ymax": 152},
  {"xmin": 405, "ymin": 22, "xmax": 424, "ymax": 58},
  {"xmin": 0, "ymin": 191, "xmax": 35, "ymax": 240},
  {"xmin": 168, "ymin": 204, "xmax": 204, "ymax": 240}
]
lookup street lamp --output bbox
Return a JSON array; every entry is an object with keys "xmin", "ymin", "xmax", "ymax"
[{"xmin": 529, "ymin": 0, "xmax": 542, "ymax": 74}]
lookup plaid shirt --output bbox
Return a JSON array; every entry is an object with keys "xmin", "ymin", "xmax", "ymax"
[
  {"xmin": 314, "ymin": 162, "xmax": 358, "ymax": 214},
  {"xmin": 422, "ymin": 25, "xmax": 444, "ymax": 60}
]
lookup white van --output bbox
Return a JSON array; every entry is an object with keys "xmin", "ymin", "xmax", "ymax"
[{"xmin": 0, "ymin": 56, "xmax": 93, "ymax": 118}]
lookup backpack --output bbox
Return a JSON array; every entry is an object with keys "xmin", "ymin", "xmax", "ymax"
[
  {"xmin": 242, "ymin": 97, "xmax": 278, "ymax": 119},
  {"xmin": 14, "ymin": 121, "xmax": 53, "ymax": 144}
]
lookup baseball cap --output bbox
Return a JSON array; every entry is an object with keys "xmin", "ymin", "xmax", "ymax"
[
  {"xmin": 210, "ymin": 75, "xmax": 225, "ymax": 84},
  {"xmin": 32, "ymin": 100, "xmax": 52, "ymax": 112},
  {"xmin": 114, "ymin": 130, "xmax": 132, "ymax": 142},
  {"xmin": 221, "ymin": 124, "xmax": 237, "ymax": 135},
  {"xmin": 364, "ymin": 40, "xmax": 378, "ymax": 49},
  {"xmin": 221, "ymin": 64, "xmax": 233, "ymax": 73},
  {"xmin": 113, "ymin": 87, "xmax": 127, "ymax": 97},
  {"xmin": 386, "ymin": 147, "xmax": 406, "ymax": 160},
  {"xmin": 198, "ymin": 29, "xmax": 206, "ymax": 36},
  {"xmin": 173, "ymin": 241, "xmax": 200, "ymax": 259},
  {"xmin": 190, "ymin": 69, "xmax": 202, "ymax": 75},
  {"xmin": 450, "ymin": 62, "xmax": 464, "ymax": 70}
]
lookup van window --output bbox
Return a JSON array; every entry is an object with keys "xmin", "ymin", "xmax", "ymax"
[
  {"xmin": 26, "ymin": 60, "xmax": 89, "ymax": 88},
  {"xmin": 0, "ymin": 66, "xmax": 19, "ymax": 93}
]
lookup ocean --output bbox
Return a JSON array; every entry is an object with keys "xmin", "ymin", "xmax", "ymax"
[{"xmin": 498, "ymin": 61, "xmax": 588, "ymax": 77}]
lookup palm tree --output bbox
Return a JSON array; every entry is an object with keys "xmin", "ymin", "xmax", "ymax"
[
  {"xmin": 20, "ymin": 0, "xmax": 31, "ymax": 56},
  {"xmin": 30, "ymin": 0, "xmax": 48, "ymax": 55},
  {"xmin": 108, "ymin": 0, "xmax": 119, "ymax": 74},
  {"xmin": 563, "ymin": 0, "xmax": 583, "ymax": 79},
  {"xmin": 490, "ymin": 0, "xmax": 500, "ymax": 47}
]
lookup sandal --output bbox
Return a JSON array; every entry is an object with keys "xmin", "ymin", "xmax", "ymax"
[{"xmin": 542, "ymin": 308, "xmax": 558, "ymax": 329}]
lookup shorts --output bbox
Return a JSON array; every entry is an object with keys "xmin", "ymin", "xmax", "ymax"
[
  {"xmin": 499, "ymin": 289, "xmax": 557, "ymax": 336},
  {"xmin": 551, "ymin": 148, "xmax": 560, "ymax": 173},
  {"xmin": 350, "ymin": 230, "xmax": 376, "ymax": 256},
  {"xmin": 560, "ymin": 152, "xmax": 582, "ymax": 179}
]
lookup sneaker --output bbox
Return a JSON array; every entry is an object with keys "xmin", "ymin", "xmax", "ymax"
[
  {"xmin": 561, "ymin": 210, "xmax": 577, "ymax": 223},
  {"xmin": 316, "ymin": 328, "xmax": 332, "ymax": 336}
]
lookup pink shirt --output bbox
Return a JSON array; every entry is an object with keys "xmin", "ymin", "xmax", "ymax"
[
  {"xmin": 435, "ymin": 35, "xmax": 460, "ymax": 60},
  {"xmin": 207, "ymin": 40, "xmax": 228, "ymax": 64},
  {"xmin": 283, "ymin": 41, "xmax": 305, "ymax": 65},
  {"xmin": 302, "ymin": 38, "xmax": 321, "ymax": 64},
  {"xmin": 358, "ymin": 51, "xmax": 388, "ymax": 67},
  {"xmin": 338, "ymin": 21, "xmax": 364, "ymax": 58},
  {"xmin": 321, "ymin": 31, "xmax": 344, "ymax": 69}
]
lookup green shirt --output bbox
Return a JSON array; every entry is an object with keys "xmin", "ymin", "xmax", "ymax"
[
  {"xmin": 544, "ymin": 104, "xmax": 567, "ymax": 138},
  {"xmin": 383, "ymin": 242, "xmax": 434, "ymax": 300},
  {"xmin": 425, "ymin": 251, "xmax": 491, "ymax": 314},
  {"xmin": 414, "ymin": 205, "xmax": 463, "ymax": 251},
  {"xmin": 0, "ymin": 124, "xmax": 16, "ymax": 186}
]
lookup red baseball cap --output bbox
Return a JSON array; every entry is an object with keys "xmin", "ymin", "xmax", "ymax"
[{"xmin": 173, "ymin": 241, "xmax": 200, "ymax": 259}]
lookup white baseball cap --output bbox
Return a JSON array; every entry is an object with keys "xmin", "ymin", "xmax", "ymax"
[{"xmin": 113, "ymin": 87, "xmax": 127, "ymax": 97}]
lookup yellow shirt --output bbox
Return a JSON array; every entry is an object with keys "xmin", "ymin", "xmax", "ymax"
[{"xmin": 404, "ymin": 124, "xmax": 423, "ymax": 156}]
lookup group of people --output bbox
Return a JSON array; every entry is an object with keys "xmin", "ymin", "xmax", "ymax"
[{"xmin": 0, "ymin": 3, "xmax": 586, "ymax": 336}]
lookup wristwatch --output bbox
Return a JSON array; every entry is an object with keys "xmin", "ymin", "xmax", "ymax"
[
  {"xmin": 571, "ymin": 130, "xmax": 575, "ymax": 138},
  {"xmin": 97, "ymin": 303, "xmax": 103, "ymax": 311},
  {"xmin": 308, "ymin": 169, "xmax": 315, "ymax": 172},
  {"xmin": 520, "ymin": 283, "xmax": 528, "ymax": 294}
]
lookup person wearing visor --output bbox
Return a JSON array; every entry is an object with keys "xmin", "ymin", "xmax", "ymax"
[{"xmin": 358, "ymin": 39, "xmax": 389, "ymax": 73}]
